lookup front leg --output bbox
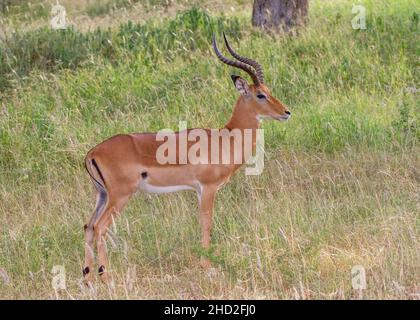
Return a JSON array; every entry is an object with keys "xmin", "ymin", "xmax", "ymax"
[{"xmin": 198, "ymin": 184, "xmax": 218, "ymax": 269}]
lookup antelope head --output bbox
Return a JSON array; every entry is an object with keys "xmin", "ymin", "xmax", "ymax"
[{"xmin": 213, "ymin": 33, "xmax": 291, "ymax": 121}]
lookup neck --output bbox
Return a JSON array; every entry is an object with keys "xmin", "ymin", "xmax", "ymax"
[
  {"xmin": 224, "ymin": 97, "xmax": 260, "ymax": 131},
  {"xmin": 223, "ymin": 97, "xmax": 260, "ymax": 167}
]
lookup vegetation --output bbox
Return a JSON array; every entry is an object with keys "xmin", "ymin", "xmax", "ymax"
[
  {"xmin": 0, "ymin": 8, "xmax": 241, "ymax": 90},
  {"xmin": 0, "ymin": 0, "xmax": 418, "ymax": 299}
]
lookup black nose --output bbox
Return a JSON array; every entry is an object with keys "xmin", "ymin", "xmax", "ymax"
[{"xmin": 285, "ymin": 111, "xmax": 291, "ymax": 115}]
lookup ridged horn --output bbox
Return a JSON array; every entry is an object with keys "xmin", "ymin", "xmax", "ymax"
[
  {"xmin": 212, "ymin": 34, "xmax": 260, "ymax": 86},
  {"xmin": 223, "ymin": 32, "xmax": 264, "ymax": 84}
]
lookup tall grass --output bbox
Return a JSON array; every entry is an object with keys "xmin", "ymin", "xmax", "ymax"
[
  {"xmin": 0, "ymin": 0, "xmax": 418, "ymax": 299},
  {"xmin": 85, "ymin": 0, "xmax": 176, "ymax": 17},
  {"xmin": 0, "ymin": 0, "xmax": 49, "ymax": 20},
  {"xmin": 0, "ymin": 7, "xmax": 241, "ymax": 90}
]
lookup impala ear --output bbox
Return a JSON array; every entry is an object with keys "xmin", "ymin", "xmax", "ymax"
[{"xmin": 231, "ymin": 75, "xmax": 250, "ymax": 96}]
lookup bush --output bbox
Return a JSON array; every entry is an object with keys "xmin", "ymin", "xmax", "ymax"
[
  {"xmin": 118, "ymin": 7, "xmax": 241, "ymax": 61},
  {"xmin": 0, "ymin": 27, "xmax": 114, "ymax": 90},
  {"xmin": 0, "ymin": 7, "xmax": 241, "ymax": 90}
]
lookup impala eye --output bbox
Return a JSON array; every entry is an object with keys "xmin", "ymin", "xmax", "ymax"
[{"xmin": 257, "ymin": 94, "xmax": 266, "ymax": 99}]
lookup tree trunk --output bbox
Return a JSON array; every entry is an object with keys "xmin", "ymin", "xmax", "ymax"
[{"xmin": 252, "ymin": 0, "xmax": 309, "ymax": 32}]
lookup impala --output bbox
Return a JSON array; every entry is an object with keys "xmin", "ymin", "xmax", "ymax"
[{"xmin": 83, "ymin": 33, "xmax": 291, "ymax": 284}]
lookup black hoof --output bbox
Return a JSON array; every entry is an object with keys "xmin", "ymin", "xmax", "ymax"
[
  {"xmin": 83, "ymin": 266, "xmax": 90, "ymax": 276},
  {"xmin": 98, "ymin": 265, "xmax": 105, "ymax": 275}
]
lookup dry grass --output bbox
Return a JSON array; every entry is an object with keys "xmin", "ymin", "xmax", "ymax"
[
  {"xmin": 0, "ymin": 0, "xmax": 418, "ymax": 299},
  {"xmin": 0, "ymin": 149, "xmax": 418, "ymax": 299},
  {"xmin": 0, "ymin": 0, "xmax": 247, "ymax": 36}
]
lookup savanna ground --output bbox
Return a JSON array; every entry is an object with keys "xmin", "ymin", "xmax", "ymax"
[{"xmin": 0, "ymin": 0, "xmax": 418, "ymax": 299}]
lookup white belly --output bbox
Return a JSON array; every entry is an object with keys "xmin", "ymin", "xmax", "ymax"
[{"xmin": 139, "ymin": 181, "xmax": 195, "ymax": 194}]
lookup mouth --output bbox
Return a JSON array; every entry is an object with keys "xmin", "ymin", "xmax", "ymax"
[{"xmin": 276, "ymin": 114, "xmax": 291, "ymax": 121}]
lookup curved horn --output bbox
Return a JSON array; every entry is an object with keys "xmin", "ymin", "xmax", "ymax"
[
  {"xmin": 223, "ymin": 32, "xmax": 265, "ymax": 84},
  {"xmin": 212, "ymin": 35, "xmax": 260, "ymax": 86}
]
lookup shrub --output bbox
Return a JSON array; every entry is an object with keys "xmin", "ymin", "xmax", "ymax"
[
  {"xmin": 0, "ymin": 27, "xmax": 114, "ymax": 90},
  {"xmin": 0, "ymin": 7, "xmax": 241, "ymax": 90}
]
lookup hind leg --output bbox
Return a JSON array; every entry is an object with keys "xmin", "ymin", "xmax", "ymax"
[
  {"xmin": 83, "ymin": 190, "xmax": 107, "ymax": 285},
  {"xmin": 94, "ymin": 193, "xmax": 131, "ymax": 284}
]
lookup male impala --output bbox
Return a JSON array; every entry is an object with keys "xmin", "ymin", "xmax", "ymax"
[{"xmin": 83, "ymin": 33, "xmax": 291, "ymax": 284}]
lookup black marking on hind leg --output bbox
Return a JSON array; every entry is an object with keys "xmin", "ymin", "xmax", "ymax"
[
  {"xmin": 141, "ymin": 171, "xmax": 148, "ymax": 179},
  {"xmin": 92, "ymin": 158, "xmax": 106, "ymax": 186},
  {"xmin": 92, "ymin": 190, "xmax": 108, "ymax": 225},
  {"xmin": 83, "ymin": 267, "xmax": 90, "ymax": 276},
  {"xmin": 98, "ymin": 265, "xmax": 105, "ymax": 275},
  {"xmin": 84, "ymin": 224, "xmax": 95, "ymax": 231}
]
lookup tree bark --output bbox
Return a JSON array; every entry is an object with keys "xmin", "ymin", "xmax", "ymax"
[{"xmin": 252, "ymin": 0, "xmax": 309, "ymax": 32}]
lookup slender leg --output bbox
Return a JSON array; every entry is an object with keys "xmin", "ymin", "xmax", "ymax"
[
  {"xmin": 94, "ymin": 194, "xmax": 130, "ymax": 284},
  {"xmin": 83, "ymin": 225, "xmax": 95, "ymax": 284},
  {"xmin": 83, "ymin": 190, "xmax": 107, "ymax": 285},
  {"xmin": 198, "ymin": 185, "xmax": 218, "ymax": 269}
]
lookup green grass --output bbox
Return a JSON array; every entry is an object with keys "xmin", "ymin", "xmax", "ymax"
[
  {"xmin": 0, "ymin": 7, "xmax": 241, "ymax": 90},
  {"xmin": 85, "ymin": 0, "xmax": 176, "ymax": 17},
  {"xmin": 0, "ymin": 0, "xmax": 419, "ymax": 299},
  {"xmin": 0, "ymin": 0, "xmax": 49, "ymax": 20}
]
